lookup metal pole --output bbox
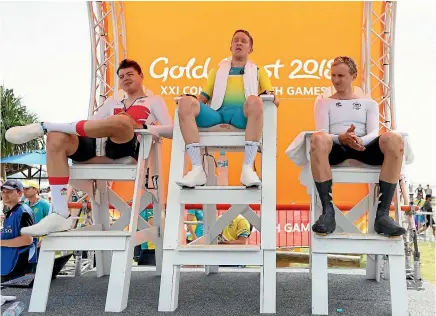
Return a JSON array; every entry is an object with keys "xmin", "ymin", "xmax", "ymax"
[
  {"xmin": 87, "ymin": 2, "xmax": 97, "ymax": 119},
  {"xmin": 389, "ymin": 1, "xmax": 398, "ymax": 130}
]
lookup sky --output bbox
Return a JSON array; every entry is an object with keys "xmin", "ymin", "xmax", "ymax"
[{"xmin": 0, "ymin": 1, "xmax": 435, "ymax": 186}]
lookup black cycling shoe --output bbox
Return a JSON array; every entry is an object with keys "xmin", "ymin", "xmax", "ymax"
[{"xmin": 312, "ymin": 212, "xmax": 336, "ymax": 235}]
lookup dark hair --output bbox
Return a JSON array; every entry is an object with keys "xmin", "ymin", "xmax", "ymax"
[
  {"xmin": 117, "ymin": 59, "xmax": 142, "ymax": 76},
  {"xmin": 232, "ymin": 29, "xmax": 254, "ymax": 48}
]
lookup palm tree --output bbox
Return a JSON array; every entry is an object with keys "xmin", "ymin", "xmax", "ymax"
[{"xmin": 1, "ymin": 85, "xmax": 43, "ymax": 179}]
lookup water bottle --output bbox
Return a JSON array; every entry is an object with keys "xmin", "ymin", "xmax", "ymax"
[
  {"xmin": 2, "ymin": 301, "xmax": 25, "ymax": 316},
  {"xmin": 216, "ymin": 152, "xmax": 228, "ymax": 186}
]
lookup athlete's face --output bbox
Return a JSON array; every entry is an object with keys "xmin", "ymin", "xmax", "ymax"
[
  {"xmin": 331, "ymin": 63, "xmax": 356, "ymax": 92},
  {"xmin": 230, "ymin": 32, "xmax": 252, "ymax": 59},
  {"xmin": 118, "ymin": 67, "xmax": 143, "ymax": 93}
]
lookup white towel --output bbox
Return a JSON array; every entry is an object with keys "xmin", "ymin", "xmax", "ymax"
[{"xmin": 210, "ymin": 57, "xmax": 259, "ymax": 110}]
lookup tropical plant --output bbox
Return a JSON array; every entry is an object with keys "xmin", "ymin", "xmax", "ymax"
[{"xmin": 1, "ymin": 85, "xmax": 43, "ymax": 178}]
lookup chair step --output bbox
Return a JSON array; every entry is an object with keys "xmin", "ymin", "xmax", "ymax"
[
  {"xmin": 180, "ymin": 186, "xmax": 261, "ymax": 204},
  {"xmin": 70, "ymin": 164, "xmax": 137, "ymax": 180},
  {"xmin": 314, "ymin": 232, "xmax": 402, "ymax": 241},
  {"xmin": 166, "ymin": 246, "xmax": 263, "ymax": 266},
  {"xmin": 199, "ymin": 132, "xmax": 245, "ymax": 147},
  {"xmin": 177, "ymin": 244, "xmax": 260, "ymax": 252},
  {"xmin": 41, "ymin": 230, "xmax": 131, "ymax": 251},
  {"xmin": 47, "ymin": 230, "xmax": 132, "ymax": 237},
  {"xmin": 312, "ymin": 232, "xmax": 404, "ymax": 255}
]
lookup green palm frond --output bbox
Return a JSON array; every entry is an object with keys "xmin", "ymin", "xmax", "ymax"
[{"xmin": 1, "ymin": 85, "xmax": 44, "ymax": 158}]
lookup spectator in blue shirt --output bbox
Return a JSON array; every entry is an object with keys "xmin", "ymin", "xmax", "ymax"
[{"xmin": 1, "ymin": 180, "xmax": 37, "ymax": 282}]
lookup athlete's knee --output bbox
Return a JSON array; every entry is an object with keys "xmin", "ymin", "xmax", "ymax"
[
  {"xmin": 380, "ymin": 131, "xmax": 403, "ymax": 155},
  {"xmin": 109, "ymin": 114, "xmax": 134, "ymax": 133},
  {"xmin": 245, "ymin": 95, "xmax": 263, "ymax": 117},
  {"xmin": 310, "ymin": 132, "xmax": 332, "ymax": 153},
  {"xmin": 178, "ymin": 96, "xmax": 199, "ymax": 118},
  {"xmin": 46, "ymin": 132, "xmax": 73, "ymax": 152}
]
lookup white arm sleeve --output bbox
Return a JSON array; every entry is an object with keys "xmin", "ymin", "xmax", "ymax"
[
  {"xmin": 314, "ymin": 98, "xmax": 340, "ymax": 144},
  {"xmin": 360, "ymin": 100, "xmax": 379, "ymax": 145},
  {"xmin": 147, "ymin": 96, "xmax": 174, "ymax": 139}
]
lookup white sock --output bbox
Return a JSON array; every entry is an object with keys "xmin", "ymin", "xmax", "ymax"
[
  {"xmin": 244, "ymin": 141, "xmax": 259, "ymax": 166},
  {"xmin": 50, "ymin": 184, "xmax": 70, "ymax": 218},
  {"xmin": 186, "ymin": 143, "xmax": 202, "ymax": 166},
  {"xmin": 42, "ymin": 121, "xmax": 80, "ymax": 135}
]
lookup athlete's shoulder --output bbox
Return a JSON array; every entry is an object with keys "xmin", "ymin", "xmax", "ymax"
[
  {"xmin": 315, "ymin": 96, "xmax": 335, "ymax": 107},
  {"xmin": 141, "ymin": 95, "xmax": 167, "ymax": 108},
  {"xmin": 102, "ymin": 97, "xmax": 123, "ymax": 108},
  {"xmin": 354, "ymin": 98, "xmax": 378, "ymax": 108}
]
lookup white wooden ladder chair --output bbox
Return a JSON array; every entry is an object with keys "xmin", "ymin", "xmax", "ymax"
[
  {"xmin": 28, "ymin": 130, "xmax": 165, "ymax": 313},
  {"xmin": 158, "ymin": 95, "xmax": 277, "ymax": 314},
  {"xmin": 302, "ymin": 133, "xmax": 409, "ymax": 316}
]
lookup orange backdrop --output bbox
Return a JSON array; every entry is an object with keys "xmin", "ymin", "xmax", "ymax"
[{"xmin": 115, "ymin": 1, "xmax": 384, "ymax": 206}]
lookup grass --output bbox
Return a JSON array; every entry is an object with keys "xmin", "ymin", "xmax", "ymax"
[
  {"xmin": 360, "ymin": 242, "xmax": 435, "ymax": 284},
  {"xmin": 419, "ymin": 242, "xmax": 435, "ymax": 284}
]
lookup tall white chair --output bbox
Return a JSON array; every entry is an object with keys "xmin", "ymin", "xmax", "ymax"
[
  {"xmin": 28, "ymin": 129, "xmax": 165, "ymax": 313},
  {"xmin": 158, "ymin": 95, "xmax": 277, "ymax": 314},
  {"xmin": 286, "ymin": 89, "xmax": 413, "ymax": 316}
]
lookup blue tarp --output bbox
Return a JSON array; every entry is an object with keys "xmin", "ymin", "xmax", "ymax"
[{"xmin": 1, "ymin": 150, "xmax": 72, "ymax": 166}]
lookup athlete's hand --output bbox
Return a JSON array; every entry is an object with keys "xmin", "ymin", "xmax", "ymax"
[
  {"xmin": 339, "ymin": 124, "xmax": 365, "ymax": 151},
  {"xmin": 265, "ymin": 90, "xmax": 279, "ymax": 107}
]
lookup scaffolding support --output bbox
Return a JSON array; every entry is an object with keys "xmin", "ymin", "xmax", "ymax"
[
  {"xmin": 362, "ymin": 1, "xmax": 397, "ymax": 131},
  {"xmin": 87, "ymin": 1, "xmax": 127, "ymax": 118}
]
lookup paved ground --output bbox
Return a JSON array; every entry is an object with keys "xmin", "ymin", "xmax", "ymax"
[{"xmin": 1, "ymin": 267, "xmax": 434, "ymax": 315}]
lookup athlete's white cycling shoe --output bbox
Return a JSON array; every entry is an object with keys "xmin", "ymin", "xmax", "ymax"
[
  {"xmin": 176, "ymin": 165, "xmax": 207, "ymax": 188},
  {"xmin": 5, "ymin": 123, "xmax": 46, "ymax": 145},
  {"xmin": 240, "ymin": 164, "xmax": 261, "ymax": 187},
  {"xmin": 21, "ymin": 213, "xmax": 73, "ymax": 237}
]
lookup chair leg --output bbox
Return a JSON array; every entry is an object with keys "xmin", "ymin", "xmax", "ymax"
[
  {"xmin": 388, "ymin": 255, "xmax": 408, "ymax": 316},
  {"xmin": 91, "ymin": 181, "xmax": 112, "ymax": 277},
  {"xmin": 204, "ymin": 203, "xmax": 218, "ymax": 275},
  {"xmin": 105, "ymin": 242, "xmax": 134, "ymax": 312},
  {"xmin": 312, "ymin": 252, "xmax": 328, "ymax": 316},
  {"xmin": 260, "ymin": 249, "xmax": 276, "ymax": 314},
  {"xmin": 28, "ymin": 250, "xmax": 56, "ymax": 312},
  {"xmin": 158, "ymin": 250, "xmax": 181, "ymax": 312}
]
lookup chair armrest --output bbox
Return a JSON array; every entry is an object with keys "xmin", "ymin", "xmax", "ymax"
[
  {"xmin": 134, "ymin": 129, "xmax": 159, "ymax": 138},
  {"xmin": 260, "ymin": 94, "xmax": 274, "ymax": 103}
]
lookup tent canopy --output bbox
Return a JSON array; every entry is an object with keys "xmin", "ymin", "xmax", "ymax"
[{"xmin": 1, "ymin": 150, "xmax": 72, "ymax": 166}]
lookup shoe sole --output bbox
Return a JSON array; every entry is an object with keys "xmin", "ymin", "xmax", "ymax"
[
  {"xmin": 241, "ymin": 182, "xmax": 261, "ymax": 188},
  {"xmin": 22, "ymin": 228, "xmax": 71, "ymax": 237},
  {"xmin": 6, "ymin": 125, "xmax": 44, "ymax": 144},
  {"xmin": 177, "ymin": 183, "xmax": 206, "ymax": 189}
]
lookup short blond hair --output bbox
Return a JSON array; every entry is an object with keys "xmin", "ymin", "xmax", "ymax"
[{"xmin": 332, "ymin": 56, "xmax": 358, "ymax": 77}]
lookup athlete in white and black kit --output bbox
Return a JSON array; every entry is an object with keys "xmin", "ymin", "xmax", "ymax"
[
  {"xmin": 310, "ymin": 56, "xmax": 405, "ymax": 237},
  {"xmin": 5, "ymin": 59, "xmax": 173, "ymax": 236}
]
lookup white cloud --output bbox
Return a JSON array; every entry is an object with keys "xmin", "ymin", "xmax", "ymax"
[{"xmin": 0, "ymin": 1, "xmax": 90, "ymax": 122}]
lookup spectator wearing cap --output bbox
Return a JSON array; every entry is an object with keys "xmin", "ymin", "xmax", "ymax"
[
  {"xmin": 1, "ymin": 180, "xmax": 38, "ymax": 282},
  {"xmin": 23, "ymin": 180, "xmax": 51, "ymax": 225}
]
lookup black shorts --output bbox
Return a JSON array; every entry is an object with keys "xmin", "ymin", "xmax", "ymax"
[
  {"xmin": 329, "ymin": 136, "xmax": 384, "ymax": 166},
  {"xmin": 68, "ymin": 135, "xmax": 140, "ymax": 162},
  {"xmin": 424, "ymin": 214, "xmax": 435, "ymax": 227}
]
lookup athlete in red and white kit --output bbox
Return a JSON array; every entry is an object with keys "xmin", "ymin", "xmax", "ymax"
[{"xmin": 5, "ymin": 59, "xmax": 173, "ymax": 236}]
